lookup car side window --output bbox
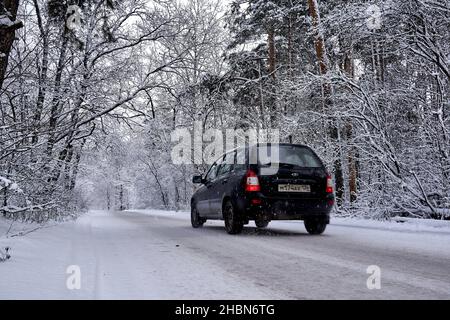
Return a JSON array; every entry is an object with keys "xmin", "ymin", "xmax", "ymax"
[
  {"xmin": 206, "ymin": 155, "xmax": 224, "ymax": 182},
  {"xmin": 217, "ymin": 151, "xmax": 235, "ymax": 177},
  {"xmin": 235, "ymin": 148, "xmax": 247, "ymax": 171},
  {"xmin": 205, "ymin": 162, "xmax": 218, "ymax": 182}
]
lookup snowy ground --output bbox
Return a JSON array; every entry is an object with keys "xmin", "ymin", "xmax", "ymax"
[{"xmin": 1, "ymin": 210, "xmax": 450, "ymax": 299}]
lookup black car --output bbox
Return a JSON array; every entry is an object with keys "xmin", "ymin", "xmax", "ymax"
[{"xmin": 191, "ymin": 143, "xmax": 334, "ymax": 235}]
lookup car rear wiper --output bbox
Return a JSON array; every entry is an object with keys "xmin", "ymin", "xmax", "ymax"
[
  {"xmin": 260, "ymin": 162, "xmax": 297, "ymax": 169},
  {"xmin": 279, "ymin": 163, "xmax": 297, "ymax": 169}
]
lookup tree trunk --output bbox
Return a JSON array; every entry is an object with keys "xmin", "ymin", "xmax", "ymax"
[
  {"xmin": 31, "ymin": 0, "xmax": 50, "ymax": 144},
  {"xmin": 343, "ymin": 53, "xmax": 358, "ymax": 203},
  {"xmin": 68, "ymin": 140, "xmax": 86, "ymax": 191},
  {"xmin": 268, "ymin": 27, "xmax": 276, "ymax": 78},
  {"xmin": 346, "ymin": 123, "xmax": 358, "ymax": 202},
  {"xmin": 119, "ymin": 185, "xmax": 124, "ymax": 211},
  {"xmin": 307, "ymin": 0, "xmax": 344, "ymax": 205},
  {"xmin": 106, "ymin": 188, "xmax": 111, "ymax": 210},
  {"xmin": 287, "ymin": 11, "xmax": 293, "ymax": 80},
  {"xmin": 267, "ymin": 27, "xmax": 277, "ymax": 128},
  {"xmin": 0, "ymin": 0, "xmax": 23, "ymax": 90},
  {"xmin": 46, "ymin": 27, "xmax": 70, "ymax": 156},
  {"xmin": 307, "ymin": 0, "xmax": 327, "ymax": 77}
]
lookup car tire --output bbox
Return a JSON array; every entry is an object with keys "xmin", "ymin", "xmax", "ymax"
[
  {"xmin": 191, "ymin": 205, "xmax": 205, "ymax": 228},
  {"xmin": 224, "ymin": 200, "xmax": 243, "ymax": 234},
  {"xmin": 304, "ymin": 218, "xmax": 327, "ymax": 235},
  {"xmin": 255, "ymin": 220, "xmax": 269, "ymax": 229}
]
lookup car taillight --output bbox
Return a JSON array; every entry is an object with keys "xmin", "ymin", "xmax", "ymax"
[
  {"xmin": 245, "ymin": 170, "xmax": 260, "ymax": 192},
  {"xmin": 326, "ymin": 174, "xmax": 333, "ymax": 194}
]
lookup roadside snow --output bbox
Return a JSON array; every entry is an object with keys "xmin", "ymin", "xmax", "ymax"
[
  {"xmin": 333, "ymin": 216, "xmax": 450, "ymax": 234},
  {"xmin": 0, "ymin": 218, "xmax": 50, "ymax": 240}
]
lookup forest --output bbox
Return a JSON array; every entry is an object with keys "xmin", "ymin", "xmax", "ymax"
[{"xmin": 0, "ymin": 0, "xmax": 449, "ymax": 221}]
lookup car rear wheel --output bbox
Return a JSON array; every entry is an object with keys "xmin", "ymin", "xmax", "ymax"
[
  {"xmin": 304, "ymin": 218, "xmax": 327, "ymax": 235},
  {"xmin": 191, "ymin": 205, "xmax": 205, "ymax": 228},
  {"xmin": 255, "ymin": 220, "xmax": 269, "ymax": 229},
  {"xmin": 224, "ymin": 200, "xmax": 243, "ymax": 234}
]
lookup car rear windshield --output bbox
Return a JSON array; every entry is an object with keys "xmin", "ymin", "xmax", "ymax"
[{"xmin": 257, "ymin": 145, "xmax": 322, "ymax": 168}]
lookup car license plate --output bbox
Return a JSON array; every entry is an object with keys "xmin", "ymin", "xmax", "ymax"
[{"xmin": 278, "ymin": 184, "xmax": 310, "ymax": 193}]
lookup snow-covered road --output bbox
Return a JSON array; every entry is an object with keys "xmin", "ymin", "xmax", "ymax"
[{"xmin": 1, "ymin": 210, "xmax": 450, "ymax": 299}]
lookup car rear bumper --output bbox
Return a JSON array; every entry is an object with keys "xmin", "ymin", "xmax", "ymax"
[{"xmin": 236, "ymin": 194, "xmax": 334, "ymax": 222}]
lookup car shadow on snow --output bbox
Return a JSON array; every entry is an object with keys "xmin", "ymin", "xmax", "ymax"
[{"xmin": 197, "ymin": 225, "xmax": 329, "ymax": 237}]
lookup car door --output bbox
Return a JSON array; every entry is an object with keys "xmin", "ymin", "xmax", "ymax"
[
  {"xmin": 209, "ymin": 152, "xmax": 235, "ymax": 218},
  {"xmin": 222, "ymin": 148, "xmax": 246, "ymax": 199},
  {"xmin": 195, "ymin": 162, "xmax": 218, "ymax": 216}
]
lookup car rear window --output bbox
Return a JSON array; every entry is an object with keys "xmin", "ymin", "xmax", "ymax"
[{"xmin": 257, "ymin": 145, "xmax": 322, "ymax": 168}]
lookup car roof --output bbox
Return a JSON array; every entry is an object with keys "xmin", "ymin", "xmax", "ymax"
[
  {"xmin": 220, "ymin": 143, "xmax": 312, "ymax": 157},
  {"xmin": 253, "ymin": 143, "xmax": 310, "ymax": 148}
]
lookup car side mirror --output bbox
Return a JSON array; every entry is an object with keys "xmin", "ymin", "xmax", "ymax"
[{"xmin": 193, "ymin": 175, "xmax": 204, "ymax": 184}]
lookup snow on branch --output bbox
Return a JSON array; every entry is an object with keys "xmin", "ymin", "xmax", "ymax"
[
  {"xmin": 0, "ymin": 176, "xmax": 21, "ymax": 193},
  {"xmin": 0, "ymin": 203, "xmax": 55, "ymax": 214},
  {"xmin": 0, "ymin": 13, "xmax": 23, "ymax": 31}
]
